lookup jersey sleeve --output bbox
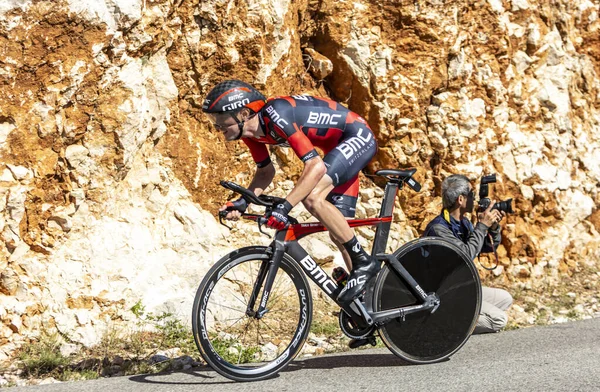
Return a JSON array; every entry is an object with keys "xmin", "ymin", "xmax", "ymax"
[
  {"xmin": 264, "ymin": 98, "xmax": 319, "ymax": 163},
  {"xmin": 242, "ymin": 138, "xmax": 272, "ymax": 168}
]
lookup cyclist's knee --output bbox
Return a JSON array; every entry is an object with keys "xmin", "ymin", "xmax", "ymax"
[{"xmin": 302, "ymin": 193, "xmax": 326, "ymax": 214}]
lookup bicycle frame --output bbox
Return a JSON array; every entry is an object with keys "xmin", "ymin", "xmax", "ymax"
[{"xmin": 242, "ymin": 178, "xmax": 438, "ymax": 327}]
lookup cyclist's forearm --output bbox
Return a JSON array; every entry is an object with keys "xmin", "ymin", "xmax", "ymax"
[
  {"xmin": 247, "ymin": 163, "xmax": 275, "ymax": 197},
  {"xmin": 285, "ymin": 158, "xmax": 327, "ymax": 206}
]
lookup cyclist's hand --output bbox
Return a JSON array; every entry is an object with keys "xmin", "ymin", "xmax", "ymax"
[
  {"xmin": 219, "ymin": 197, "xmax": 248, "ymax": 221},
  {"xmin": 477, "ymin": 200, "xmax": 502, "ymax": 228},
  {"xmin": 266, "ymin": 200, "xmax": 293, "ymax": 230}
]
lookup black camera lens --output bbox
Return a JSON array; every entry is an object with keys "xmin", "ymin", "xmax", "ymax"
[{"xmin": 493, "ymin": 198, "xmax": 513, "ymax": 214}]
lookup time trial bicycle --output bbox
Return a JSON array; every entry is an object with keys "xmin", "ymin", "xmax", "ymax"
[{"xmin": 192, "ymin": 168, "xmax": 481, "ymax": 381}]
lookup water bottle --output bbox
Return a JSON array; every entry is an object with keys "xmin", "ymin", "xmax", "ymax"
[{"xmin": 332, "ymin": 267, "xmax": 349, "ymax": 287}]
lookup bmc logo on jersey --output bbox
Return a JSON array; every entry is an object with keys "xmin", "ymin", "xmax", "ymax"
[
  {"xmin": 266, "ymin": 105, "xmax": 289, "ymax": 128},
  {"xmin": 228, "ymin": 93, "xmax": 244, "ymax": 101},
  {"xmin": 291, "ymin": 95, "xmax": 310, "ymax": 101},
  {"xmin": 307, "ymin": 111, "xmax": 342, "ymax": 126},
  {"xmin": 336, "ymin": 129, "xmax": 372, "ymax": 159},
  {"xmin": 222, "ymin": 98, "xmax": 250, "ymax": 112}
]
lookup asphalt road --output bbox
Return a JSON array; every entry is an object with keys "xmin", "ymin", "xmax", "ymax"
[{"xmin": 12, "ymin": 317, "xmax": 600, "ymax": 392}]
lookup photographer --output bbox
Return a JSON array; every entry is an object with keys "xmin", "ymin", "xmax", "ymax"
[{"xmin": 423, "ymin": 174, "xmax": 513, "ymax": 334}]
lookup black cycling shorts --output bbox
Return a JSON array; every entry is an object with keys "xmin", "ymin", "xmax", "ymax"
[{"xmin": 323, "ymin": 125, "xmax": 377, "ymax": 217}]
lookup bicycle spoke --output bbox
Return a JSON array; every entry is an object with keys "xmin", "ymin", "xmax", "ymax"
[
  {"xmin": 268, "ymin": 306, "xmax": 297, "ymax": 315},
  {"xmin": 230, "ymin": 266, "xmax": 250, "ymax": 305},
  {"xmin": 237, "ymin": 319, "xmax": 254, "ymax": 365},
  {"xmin": 207, "ymin": 301, "xmax": 246, "ymax": 314},
  {"xmin": 221, "ymin": 286, "xmax": 249, "ymax": 309},
  {"xmin": 215, "ymin": 313, "xmax": 247, "ymax": 333},
  {"xmin": 194, "ymin": 251, "xmax": 312, "ymax": 380}
]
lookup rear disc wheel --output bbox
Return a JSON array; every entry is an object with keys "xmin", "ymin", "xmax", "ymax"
[{"xmin": 373, "ymin": 237, "xmax": 481, "ymax": 363}]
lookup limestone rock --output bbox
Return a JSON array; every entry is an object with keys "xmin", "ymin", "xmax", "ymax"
[
  {"xmin": 304, "ymin": 48, "xmax": 333, "ymax": 80},
  {"xmin": 0, "ymin": 0, "xmax": 599, "ymax": 366}
]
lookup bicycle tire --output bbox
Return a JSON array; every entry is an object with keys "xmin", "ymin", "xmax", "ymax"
[
  {"xmin": 192, "ymin": 246, "xmax": 312, "ymax": 381},
  {"xmin": 373, "ymin": 237, "xmax": 481, "ymax": 363}
]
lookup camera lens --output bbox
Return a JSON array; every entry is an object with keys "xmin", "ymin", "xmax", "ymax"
[{"xmin": 493, "ymin": 198, "xmax": 513, "ymax": 214}]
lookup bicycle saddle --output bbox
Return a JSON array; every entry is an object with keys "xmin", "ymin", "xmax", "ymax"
[
  {"xmin": 376, "ymin": 168, "xmax": 416, "ymax": 179},
  {"xmin": 375, "ymin": 169, "xmax": 421, "ymax": 191}
]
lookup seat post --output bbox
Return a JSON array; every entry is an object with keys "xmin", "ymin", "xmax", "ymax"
[{"xmin": 371, "ymin": 180, "xmax": 400, "ymax": 256}]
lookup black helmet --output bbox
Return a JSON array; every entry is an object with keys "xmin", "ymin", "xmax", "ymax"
[{"xmin": 202, "ymin": 80, "xmax": 266, "ymax": 115}]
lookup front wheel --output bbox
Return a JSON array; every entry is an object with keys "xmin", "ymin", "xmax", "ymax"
[
  {"xmin": 192, "ymin": 246, "xmax": 312, "ymax": 381},
  {"xmin": 373, "ymin": 237, "xmax": 481, "ymax": 363}
]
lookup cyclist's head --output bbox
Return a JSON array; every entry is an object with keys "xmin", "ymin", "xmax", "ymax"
[
  {"xmin": 202, "ymin": 80, "xmax": 266, "ymax": 140},
  {"xmin": 441, "ymin": 174, "xmax": 473, "ymax": 211}
]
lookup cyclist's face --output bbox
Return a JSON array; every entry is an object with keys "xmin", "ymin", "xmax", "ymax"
[{"xmin": 208, "ymin": 113, "xmax": 242, "ymax": 140}]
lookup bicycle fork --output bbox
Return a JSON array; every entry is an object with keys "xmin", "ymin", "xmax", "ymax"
[{"xmin": 246, "ymin": 241, "xmax": 285, "ymax": 319}]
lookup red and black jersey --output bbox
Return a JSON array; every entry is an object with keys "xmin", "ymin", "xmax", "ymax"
[{"xmin": 242, "ymin": 95, "xmax": 370, "ymax": 167}]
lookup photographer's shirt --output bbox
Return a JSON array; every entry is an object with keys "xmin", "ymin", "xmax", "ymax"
[{"xmin": 423, "ymin": 212, "xmax": 501, "ymax": 261}]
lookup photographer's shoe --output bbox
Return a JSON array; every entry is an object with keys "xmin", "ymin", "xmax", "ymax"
[
  {"xmin": 337, "ymin": 257, "xmax": 380, "ymax": 304},
  {"xmin": 348, "ymin": 335, "xmax": 377, "ymax": 349}
]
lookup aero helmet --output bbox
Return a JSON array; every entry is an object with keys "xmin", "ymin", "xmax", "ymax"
[{"xmin": 202, "ymin": 80, "xmax": 266, "ymax": 115}]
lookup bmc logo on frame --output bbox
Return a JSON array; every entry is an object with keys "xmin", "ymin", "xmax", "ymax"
[
  {"xmin": 307, "ymin": 111, "xmax": 342, "ymax": 126},
  {"xmin": 299, "ymin": 255, "xmax": 337, "ymax": 295},
  {"xmin": 222, "ymin": 98, "xmax": 250, "ymax": 112}
]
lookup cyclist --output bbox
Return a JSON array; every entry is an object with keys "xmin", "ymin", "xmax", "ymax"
[
  {"xmin": 202, "ymin": 80, "xmax": 379, "ymax": 307},
  {"xmin": 423, "ymin": 174, "xmax": 513, "ymax": 333}
]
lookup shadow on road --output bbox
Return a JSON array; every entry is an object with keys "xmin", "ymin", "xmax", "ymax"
[{"xmin": 128, "ymin": 352, "xmax": 416, "ymax": 385}]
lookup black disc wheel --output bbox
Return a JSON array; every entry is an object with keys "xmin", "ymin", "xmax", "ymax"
[
  {"xmin": 192, "ymin": 246, "xmax": 312, "ymax": 381},
  {"xmin": 373, "ymin": 237, "xmax": 481, "ymax": 363}
]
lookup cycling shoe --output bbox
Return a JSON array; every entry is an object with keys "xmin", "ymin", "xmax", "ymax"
[
  {"xmin": 337, "ymin": 257, "xmax": 380, "ymax": 304},
  {"xmin": 348, "ymin": 335, "xmax": 377, "ymax": 349}
]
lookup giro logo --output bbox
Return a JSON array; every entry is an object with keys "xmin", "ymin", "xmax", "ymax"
[
  {"xmin": 307, "ymin": 111, "xmax": 342, "ymax": 126},
  {"xmin": 332, "ymin": 196, "xmax": 344, "ymax": 202},
  {"xmin": 222, "ymin": 98, "xmax": 250, "ymax": 112},
  {"xmin": 228, "ymin": 93, "xmax": 244, "ymax": 101},
  {"xmin": 299, "ymin": 255, "xmax": 337, "ymax": 295},
  {"xmin": 266, "ymin": 105, "xmax": 289, "ymax": 128},
  {"xmin": 352, "ymin": 242, "xmax": 361, "ymax": 253},
  {"xmin": 336, "ymin": 129, "xmax": 372, "ymax": 159}
]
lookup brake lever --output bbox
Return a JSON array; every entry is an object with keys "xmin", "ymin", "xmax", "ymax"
[
  {"xmin": 257, "ymin": 217, "xmax": 271, "ymax": 238},
  {"xmin": 218, "ymin": 210, "xmax": 233, "ymax": 230}
]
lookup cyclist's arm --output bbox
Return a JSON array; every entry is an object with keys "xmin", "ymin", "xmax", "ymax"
[
  {"xmin": 241, "ymin": 138, "xmax": 275, "ymax": 197},
  {"xmin": 246, "ymin": 162, "xmax": 275, "ymax": 197}
]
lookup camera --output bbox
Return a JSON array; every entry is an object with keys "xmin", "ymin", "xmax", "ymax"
[{"xmin": 478, "ymin": 174, "xmax": 513, "ymax": 214}]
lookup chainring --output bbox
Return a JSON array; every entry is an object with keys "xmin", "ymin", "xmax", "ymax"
[{"xmin": 339, "ymin": 310, "xmax": 376, "ymax": 339}]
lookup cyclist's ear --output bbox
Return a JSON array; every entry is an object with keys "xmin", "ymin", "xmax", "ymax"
[{"xmin": 239, "ymin": 107, "xmax": 253, "ymax": 120}]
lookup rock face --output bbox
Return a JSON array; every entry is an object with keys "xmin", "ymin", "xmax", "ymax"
[{"xmin": 0, "ymin": 0, "xmax": 599, "ymax": 360}]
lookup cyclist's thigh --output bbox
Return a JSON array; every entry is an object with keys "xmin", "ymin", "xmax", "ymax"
[
  {"xmin": 322, "ymin": 124, "xmax": 377, "ymax": 186},
  {"xmin": 323, "ymin": 124, "xmax": 376, "ymax": 218}
]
